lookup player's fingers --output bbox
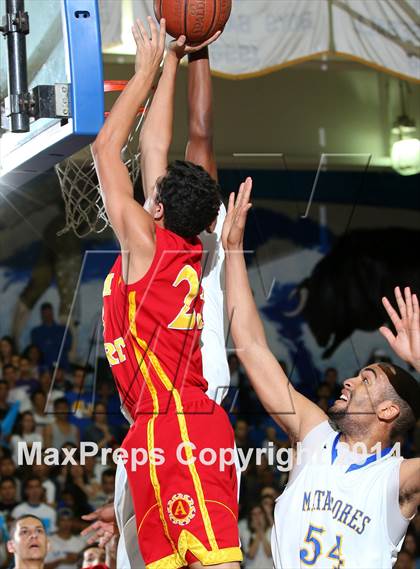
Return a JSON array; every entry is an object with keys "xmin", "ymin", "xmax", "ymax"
[
  {"xmin": 394, "ymin": 286, "xmax": 407, "ymax": 320},
  {"xmin": 159, "ymin": 18, "xmax": 166, "ymax": 50},
  {"xmin": 227, "ymin": 192, "xmax": 235, "ymax": 214},
  {"xmin": 190, "ymin": 30, "xmax": 221, "ymax": 51},
  {"xmin": 243, "ymin": 176, "xmax": 253, "ymax": 203},
  {"xmin": 177, "ymin": 35, "xmax": 186, "ymax": 47},
  {"xmin": 382, "ymin": 296, "xmax": 402, "ymax": 330},
  {"xmin": 148, "ymin": 16, "xmax": 158, "ymax": 45},
  {"xmin": 138, "ymin": 19, "xmax": 150, "ymax": 43},
  {"xmin": 379, "ymin": 326, "xmax": 395, "ymax": 346},
  {"xmin": 405, "ymin": 286, "xmax": 413, "ymax": 320}
]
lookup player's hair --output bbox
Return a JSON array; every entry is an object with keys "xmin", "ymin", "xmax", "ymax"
[
  {"xmin": 383, "ymin": 383, "xmax": 416, "ymax": 438},
  {"xmin": 155, "ymin": 160, "xmax": 221, "ymax": 238},
  {"xmin": 8, "ymin": 514, "xmax": 45, "ymax": 538}
]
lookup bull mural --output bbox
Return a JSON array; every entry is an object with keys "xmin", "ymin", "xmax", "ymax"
[{"xmin": 290, "ymin": 228, "xmax": 420, "ymax": 358}]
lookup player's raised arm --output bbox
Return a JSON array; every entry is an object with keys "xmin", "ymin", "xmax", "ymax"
[
  {"xmin": 223, "ymin": 180, "xmax": 327, "ymax": 443},
  {"xmin": 92, "ymin": 17, "xmax": 166, "ymax": 250},
  {"xmin": 140, "ymin": 32, "xmax": 221, "ymax": 206},
  {"xmin": 185, "ymin": 47, "xmax": 217, "ymax": 181},
  {"xmin": 380, "ymin": 286, "xmax": 420, "ymax": 372}
]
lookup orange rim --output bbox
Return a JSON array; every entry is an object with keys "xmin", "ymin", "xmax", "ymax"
[{"xmin": 104, "ymin": 80, "xmax": 128, "ymax": 93}]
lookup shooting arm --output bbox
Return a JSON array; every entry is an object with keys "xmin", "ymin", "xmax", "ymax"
[
  {"xmin": 92, "ymin": 18, "xmax": 165, "ymax": 249},
  {"xmin": 139, "ymin": 50, "xmax": 179, "ymax": 205},
  {"xmin": 224, "ymin": 185, "xmax": 326, "ymax": 442},
  {"xmin": 185, "ymin": 48, "xmax": 217, "ymax": 180}
]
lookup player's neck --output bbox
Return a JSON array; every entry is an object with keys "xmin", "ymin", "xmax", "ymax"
[{"xmin": 340, "ymin": 431, "xmax": 390, "ymax": 454}]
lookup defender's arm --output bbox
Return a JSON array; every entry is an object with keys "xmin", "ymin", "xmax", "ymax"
[{"xmin": 224, "ymin": 181, "xmax": 327, "ymax": 443}]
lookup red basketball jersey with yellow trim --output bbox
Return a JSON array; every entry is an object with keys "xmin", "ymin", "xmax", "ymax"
[{"xmin": 102, "ymin": 225, "xmax": 207, "ymax": 419}]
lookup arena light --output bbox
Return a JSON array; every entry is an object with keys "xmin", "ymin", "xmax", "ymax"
[
  {"xmin": 390, "ymin": 82, "xmax": 420, "ymax": 176},
  {"xmin": 390, "ymin": 116, "xmax": 420, "ymax": 176}
]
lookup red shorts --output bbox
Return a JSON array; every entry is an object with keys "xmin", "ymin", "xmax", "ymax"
[{"xmin": 121, "ymin": 390, "xmax": 242, "ymax": 569}]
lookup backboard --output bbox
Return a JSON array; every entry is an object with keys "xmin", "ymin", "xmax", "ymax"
[{"xmin": 0, "ymin": 0, "xmax": 104, "ymax": 190}]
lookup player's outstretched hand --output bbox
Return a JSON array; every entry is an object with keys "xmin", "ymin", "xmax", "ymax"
[
  {"xmin": 169, "ymin": 31, "xmax": 221, "ymax": 59},
  {"xmin": 81, "ymin": 503, "xmax": 117, "ymax": 547},
  {"xmin": 132, "ymin": 16, "xmax": 166, "ymax": 75},
  {"xmin": 222, "ymin": 177, "xmax": 252, "ymax": 251},
  {"xmin": 379, "ymin": 286, "xmax": 420, "ymax": 372}
]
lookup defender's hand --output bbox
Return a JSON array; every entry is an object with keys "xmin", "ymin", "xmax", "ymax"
[
  {"xmin": 379, "ymin": 286, "xmax": 420, "ymax": 371},
  {"xmin": 132, "ymin": 17, "xmax": 166, "ymax": 75},
  {"xmin": 222, "ymin": 177, "xmax": 253, "ymax": 251}
]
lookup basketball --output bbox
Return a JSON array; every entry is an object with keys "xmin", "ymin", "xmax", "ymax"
[{"xmin": 154, "ymin": 0, "xmax": 231, "ymax": 44}]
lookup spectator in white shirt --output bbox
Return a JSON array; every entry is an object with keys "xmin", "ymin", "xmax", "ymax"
[
  {"xmin": 12, "ymin": 476, "xmax": 57, "ymax": 535},
  {"xmin": 10, "ymin": 411, "xmax": 43, "ymax": 465},
  {"xmin": 3, "ymin": 364, "xmax": 32, "ymax": 412},
  {"xmin": 242, "ymin": 505, "xmax": 272, "ymax": 569},
  {"xmin": 45, "ymin": 509, "xmax": 86, "ymax": 569}
]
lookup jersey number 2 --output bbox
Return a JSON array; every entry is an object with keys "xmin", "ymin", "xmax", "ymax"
[{"xmin": 168, "ymin": 265, "xmax": 203, "ymax": 330}]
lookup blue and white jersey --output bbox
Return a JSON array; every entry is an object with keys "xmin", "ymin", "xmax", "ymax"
[{"xmin": 272, "ymin": 421, "xmax": 411, "ymax": 569}]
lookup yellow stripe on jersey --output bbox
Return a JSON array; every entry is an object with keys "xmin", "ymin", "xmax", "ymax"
[
  {"xmin": 128, "ymin": 292, "xmax": 178, "ymax": 556},
  {"xmin": 128, "ymin": 291, "xmax": 219, "ymax": 553}
]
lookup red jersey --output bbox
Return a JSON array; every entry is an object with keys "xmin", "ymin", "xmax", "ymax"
[{"xmin": 102, "ymin": 225, "xmax": 207, "ymax": 419}]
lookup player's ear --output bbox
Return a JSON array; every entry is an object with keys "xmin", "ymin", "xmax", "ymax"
[
  {"xmin": 154, "ymin": 202, "xmax": 164, "ymax": 221},
  {"xmin": 376, "ymin": 400, "xmax": 399, "ymax": 422},
  {"xmin": 7, "ymin": 540, "xmax": 15, "ymax": 554},
  {"xmin": 206, "ymin": 217, "xmax": 217, "ymax": 233}
]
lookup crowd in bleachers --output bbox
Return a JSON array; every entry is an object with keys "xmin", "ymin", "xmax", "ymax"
[{"xmin": 0, "ymin": 303, "xmax": 419, "ymax": 568}]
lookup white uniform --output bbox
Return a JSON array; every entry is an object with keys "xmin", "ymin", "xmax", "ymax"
[
  {"xmin": 272, "ymin": 421, "xmax": 411, "ymax": 569},
  {"xmin": 115, "ymin": 204, "xmax": 235, "ymax": 568}
]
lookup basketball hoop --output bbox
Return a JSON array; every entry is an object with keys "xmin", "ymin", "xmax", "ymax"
[{"xmin": 55, "ymin": 80, "xmax": 149, "ymax": 238}]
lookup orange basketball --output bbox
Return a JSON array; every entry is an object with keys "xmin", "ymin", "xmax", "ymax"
[{"xmin": 154, "ymin": 0, "xmax": 231, "ymax": 44}]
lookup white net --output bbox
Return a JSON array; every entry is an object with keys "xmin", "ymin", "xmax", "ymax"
[{"xmin": 55, "ymin": 95, "xmax": 150, "ymax": 238}]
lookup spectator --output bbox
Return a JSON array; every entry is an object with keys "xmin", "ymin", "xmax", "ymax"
[
  {"xmin": 242, "ymin": 505, "xmax": 272, "ymax": 569},
  {"xmin": 0, "ymin": 336, "xmax": 16, "ymax": 370},
  {"xmin": 0, "ymin": 380, "xmax": 20, "ymax": 447},
  {"xmin": 3, "ymin": 364, "xmax": 32, "ymax": 412},
  {"xmin": 62, "ymin": 463, "xmax": 93, "ymax": 518},
  {"xmin": 83, "ymin": 403, "xmax": 117, "ymax": 449},
  {"xmin": 16, "ymin": 356, "xmax": 40, "ymax": 394},
  {"xmin": 31, "ymin": 303, "xmax": 72, "ymax": 370},
  {"xmin": 45, "ymin": 509, "xmax": 86, "ymax": 569},
  {"xmin": 323, "ymin": 366, "xmax": 341, "ymax": 400},
  {"xmin": 88, "ymin": 469, "xmax": 115, "ymax": 511},
  {"xmin": 32, "ymin": 463, "xmax": 57, "ymax": 506},
  {"xmin": 32, "ymin": 390, "xmax": 54, "ymax": 433},
  {"xmin": 10, "ymin": 411, "xmax": 43, "ymax": 464},
  {"xmin": 23, "ymin": 344, "xmax": 43, "ymax": 379},
  {"xmin": 12, "ymin": 476, "xmax": 57, "ymax": 534},
  {"xmin": 0, "ymin": 476, "xmax": 19, "ymax": 515},
  {"xmin": 80, "ymin": 544, "xmax": 106, "ymax": 568},
  {"xmin": 38, "ymin": 370, "xmax": 65, "ymax": 410},
  {"xmin": 65, "ymin": 367, "xmax": 94, "ymax": 436},
  {"xmin": 235, "ymin": 419, "xmax": 252, "ymax": 456},
  {"xmin": 43, "ymin": 399, "xmax": 80, "ymax": 449},
  {"xmin": 395, "ymin": 550, "xmax": 415, "ymax": 569},
  {"xmin": 6, "ymin": 514, "xmax": 50, "ymax": 569}
]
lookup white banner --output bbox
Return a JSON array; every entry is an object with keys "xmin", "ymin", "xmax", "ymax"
[
  {"xmin": 102, "ymin": 0, "xmax": 420, "ymax": 82},
  {"xmin": 99, "ymin": 0, "xmax": 122, "ymax": 49},
  {"xmin": 332, "ymin": 0, "xmax": 420, "ymax": 81}
]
